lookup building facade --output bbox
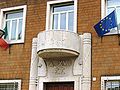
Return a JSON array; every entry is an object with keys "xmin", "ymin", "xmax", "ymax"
[{"xmin": 0, "ymin": 0, "xmax": 119, "ymax": 90}]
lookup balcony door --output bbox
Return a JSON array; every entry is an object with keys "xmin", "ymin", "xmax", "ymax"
[{"xmin": 44, "ymin": 82, "xmax": 74, "ymax": 90}]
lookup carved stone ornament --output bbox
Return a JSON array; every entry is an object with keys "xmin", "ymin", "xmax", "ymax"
[{"xmin": 45, "ymin": 58, "xmax": 74, "ymax": 77}]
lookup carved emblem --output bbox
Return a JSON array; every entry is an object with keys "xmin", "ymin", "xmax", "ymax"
[{"xmin": 46, "ymin": 59, "xmax": 73, "ymax": 76}]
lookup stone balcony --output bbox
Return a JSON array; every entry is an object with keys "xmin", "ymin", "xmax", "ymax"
[{"xmin": 37, "ymin": 30, "xmax": 80, "ymax": 58}]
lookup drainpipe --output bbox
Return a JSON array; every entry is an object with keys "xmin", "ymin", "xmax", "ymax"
[
  {"xmin": 82, "ymin": 33, "xmax": 91, "ymax": 90},
  {"xmin": 29, "ymin": 38, "xmax": 39, "ymax": 90}
]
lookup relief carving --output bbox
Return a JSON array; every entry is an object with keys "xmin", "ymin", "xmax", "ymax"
[
  {"xmin": 54, "ymin": 65, "xmax": 65, "ymax": 75},
  {"xmin": 46, "ymin": 59, "xmax": 73, "ymax": 76}
]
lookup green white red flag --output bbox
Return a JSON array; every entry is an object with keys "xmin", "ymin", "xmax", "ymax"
[
  {"xmin": 0, "ymin": 38, "xmax": 9, "ymax": 50},
  {"xmin": 0, "ymin": 26, "xmax": 9, "ymax": 50}
]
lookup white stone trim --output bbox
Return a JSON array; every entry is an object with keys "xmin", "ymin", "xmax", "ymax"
[
  {"xmin": 30, "ymin": 33, "xmax": 91, "ymax": 90},
  {"xmin": 37, "ymin": 30, "xmax": 80, "ymax": 58},
  {"xmin": 38, "ymin": 57, "xmax": 47, "ymax": 77},
  {"xmin": 73, "ymin": 35, "xmax": 83, "ymax": 75},
  {"xmin": 46, "ymin": 0, "xmax": 77, "ymax": 33},
  {"xmin": 101, "ymin": 0, "xmax": 106, "ymax": 19},
  {"xmin": 101, "ymin": 76, "xmax": 120, "ymax": 90},
  {"xmin": 0, "ymin": 5, "xmax": 27, "ymax": 44},
  {"xmin": 38, "ymin": 76, "xmax": 81, "ymax": 90},
  {"xmin": 29, "ymin": 38, "xmax": 39, "ymax": 90},
  {"xmin": 0, "ymin": 80, "xmax": 21, "ymax": 90},
  {"xmin": 82, "ymin": 33, "xmax": 91, "ymax": 90}
]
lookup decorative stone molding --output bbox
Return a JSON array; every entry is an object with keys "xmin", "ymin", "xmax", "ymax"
[
  {"xmin": 73, "ymin": 35, "xmax": 83, "ymax": 75},
  {"xmin": 37, "ymin": 30, "xmax": 80, "ymax": 58},
  {"xmin": 29, "ymin": 38, "xmax": 39, "ymax": 90},
  {"xmin": 38, "ymin": 57, "xmax": 47, "ymax": 77},
  {"xmin": 38, "ymin": 76, "xmax": 80, "ymax": 90},
  {"xmin": 29, "ymin": 33, "xmax": 92, "ymax": 90},
  {"xmin": 45, "ymin": 58, "xmax": 74, "ymax": 77},
  {"xmin": 82, "ymin": 33, "xmax": 91, "ymax": 90},
  {"xmin": 73, "ymin": 55, "xmax": 82, "ymax": 75}
]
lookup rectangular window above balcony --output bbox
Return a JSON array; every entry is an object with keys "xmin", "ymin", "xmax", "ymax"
[
  {"xmin": 46, "ymin": 0, "xmax": 77, "ymax": 33},
  {"xmin": 51, "ymin": 3, "xmax": 74, "ymax": 32}
]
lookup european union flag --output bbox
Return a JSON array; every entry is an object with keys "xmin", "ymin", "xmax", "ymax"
[{"xmin": 94, "ymin": 10, "xmax": 117, "ymax": 37}]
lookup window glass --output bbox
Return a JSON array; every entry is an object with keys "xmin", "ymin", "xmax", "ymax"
[
  {"xmin": 107, "ymin": 0, "xmax": 120, "ymax": 29},
  {"xmin": 11, "ymin": 20, "xmax": 17, "ymax": 40},
  {"xmin": 5, "ymin": 10, "xmax": 23, "ymax": 41},
  {"xmin": 68, "ymin": 12, "xmax": 74, "ymax": 31},
  {"xmin": 60, "ymin": 13, "xmax": 66, "ymax": 30},
  {"xmin": 107, "ymin": 7, "xmax": 114, "ymax": 15},
  {"xmin": 51, "ymin": 3, "xmax": 74, "ymax": 31},
  {"xmin": 105, "ymin": 81, "xmax": 120, "ymax": 90},
  {"xmin": 53, "ymin": 4, "xmax": 74, "ymax": 12},
  {"xmin": 52, "ymin": 14, "xmax": 58, "ymax": 29},
  {"xmin": 5, "ymin": 21, "xmax": 10, "ymax": 40},
  {"xmin": 0, "ymin": 83, "xmax": 18, "ymax": 90},
  {"xmin": 107, "ymin": 0, "xmax": 120, "ymax": 7},
  {"xmin": 116, "ymin": 7, "xmax": 120, "ymax": 30},
  {"xmin": 18, "ymin": 19, "xmax": 23, "ymax": 40},
  {"xmin": 6, "ymin": 11, "xmax": 23, "ymax": 19}
]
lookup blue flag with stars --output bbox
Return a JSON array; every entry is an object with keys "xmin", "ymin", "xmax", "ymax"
[{"xmin": 94, "ymin": 10, "xmax": 117, "ymax": 37}]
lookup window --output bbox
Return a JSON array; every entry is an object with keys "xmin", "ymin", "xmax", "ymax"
[
  {"xmin": 46, "ymin": 0, "xmax": 77, "ymax": 33},
  {"xmin": 101, "ymin": 76, "xmax": 120, "ymax": 90},
  {"xmin": 0, "ymin": 80, "xmax": 21, "ymax": 90},
  {"xmin": 0, "ymin": 5, "xmax": 27, "ymax": 44},
  {"xmin": 101, "ymin": 0, "xmax": 120, "ymax": 35},
  {"xmin": 105, "ymin": 81, "xmax": 120, "ymax": 90}
]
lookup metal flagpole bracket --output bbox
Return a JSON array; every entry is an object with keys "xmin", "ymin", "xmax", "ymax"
[{"xmin": 0, "ymin": 29, "xmax": 5, "ymax": 38}]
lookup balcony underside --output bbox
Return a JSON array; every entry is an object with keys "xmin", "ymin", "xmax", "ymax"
[{"xmin": 37, "ymin": 48, "xmax": 79, "ymax": 59}]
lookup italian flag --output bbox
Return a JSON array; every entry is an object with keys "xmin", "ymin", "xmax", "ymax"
[
  {"xmin": 0, "ymin": 38, "xmax": 9, "ymax": 50},
  {"xmin": 0, "ymin": 26, "xmax": 9, "ymax": 50}
]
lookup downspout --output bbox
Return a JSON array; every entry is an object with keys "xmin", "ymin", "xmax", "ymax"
[{"xmin": 29, "ymin": 38, "xmax": 39, "ymax": 90}]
